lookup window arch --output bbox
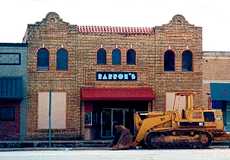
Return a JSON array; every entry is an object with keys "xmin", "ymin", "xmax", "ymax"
[
  {"xmin": 182, "ymin": 50, "xmax": 193, "ymax": 72},
  {"xmin": 37, "ymin": 48, "xmax": 49, "ymax": 71},
  {"xmin": 97, "ymin": 48, "xmax": 106, "ymax": 64},
  {"xmin": 56, "ymin": 48, "xmax": 68, "ymax": 71},
  {"xmin": 164, "ymin": 50, "xmax": 175, "ymax": 71},
  {"xmin": 127, "ymin": 49, "xmax": 136, "ymax": 65},
  {"xmin": 112, "ymin": 48, "xmax": 121, "ymax": 65}
]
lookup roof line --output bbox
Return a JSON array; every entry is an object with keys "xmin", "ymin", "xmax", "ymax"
[
  {"xmin": 0, "ymin": 43, "xmax": 28, "ymax": 47},
  {"xmin": 77, "ymin": 25, "xmax": 154, "ymax": 34}
]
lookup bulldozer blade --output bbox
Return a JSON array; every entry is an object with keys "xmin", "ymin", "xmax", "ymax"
[{"xmin": 112, "ymin": 125, "xmax": 134, "ymax": 150}]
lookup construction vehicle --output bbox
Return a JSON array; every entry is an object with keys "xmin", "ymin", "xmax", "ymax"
[{"xmin": 113, "ymin": 92, "xmax": 226, "ymax": 149}]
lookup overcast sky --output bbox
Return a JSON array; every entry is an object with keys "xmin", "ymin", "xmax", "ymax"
[{"xmin": 1, "ymin": 0, "xmax": 230, "ymax": 51}]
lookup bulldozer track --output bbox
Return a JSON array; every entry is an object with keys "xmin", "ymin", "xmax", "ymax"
[{"xmin": 145, "ymin": 130, "xmax": 212, "ymax": 149}]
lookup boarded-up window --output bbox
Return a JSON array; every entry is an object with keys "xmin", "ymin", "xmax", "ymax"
[
  {"xmin": 166, "ymin": 92, "xmax": 186, "ymax": 111},
  {"xmin": 38, "ymin": 92, "xmax": 66, "ymax": 129}
]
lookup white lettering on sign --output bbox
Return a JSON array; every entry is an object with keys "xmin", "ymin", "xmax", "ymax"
[
  {"xmin": 113, "ymin": 74, "xmax": 118, "ymax": 80},
  {"xmin": 96, "ymin": 72, "xmax": 137, "ymax": 81},
  {"xmin": 131, "ymin": 74, "xmax": 136, "ymax": 80},
  {"xmin": 98, "ymin": 73, "xmax": 103, "ymax": 80},
  {"xmin": 124, "ymin": 74, "xmax": 129, "ymax": 80},
  {"xmin": 103, "ymin": 74, "xmax": 107, "ymax": 80},
  {"xmin": 108, "ymin": 74, "xmax": 113, "ymax": 80},
  {"xmin": 118, "ymin": 74, "xmax": 123, "ymax": 80}
]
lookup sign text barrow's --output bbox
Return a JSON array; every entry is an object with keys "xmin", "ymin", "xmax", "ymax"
[{"xmin": 96, "ymin": 72, "xmax": 137, "ymax": 81}]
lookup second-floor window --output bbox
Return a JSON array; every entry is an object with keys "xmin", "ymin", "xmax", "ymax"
[
  {"xmin": 127, "ymin": 49, "xmax": 136, "ymax": 65},
  {"xmin": 97, "ymin": 48, "xmax": 106, "ymax": 64},
  {"xmin": 164, "ymin": 50, "xmax": 175, "ymax": 71},
  {"xmin": 56, "ymin": 48, "xmax": 68, "ymax": 71},
  {"xmin": 182, "ymin": 50, "xmax": 193, "ymax": 72},
  {"xmin": 37, "ymin": 48, "xmax": 49, "ymax": 71},
  {"xmin": 112, "ymin": 48, "xmax": 121, "ymax": 65}
]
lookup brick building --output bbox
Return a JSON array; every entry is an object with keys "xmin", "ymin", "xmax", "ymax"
[
  {"xmin": 203, "ymin": 51, "xmax": 230, "ymax": 131},
  {"xmin": 0, "ymin": 43, "xmax": 27, "ymax": 140},
  {"xmin": 24, "ymin": 12, "xmax": 203, "ymax": 140}
]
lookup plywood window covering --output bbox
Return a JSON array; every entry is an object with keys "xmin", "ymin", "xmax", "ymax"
[
  {"xmin": 38, "ymin": 92, "xmax": 66, "ymax": 129},
  {"xmin": 166, "ymin": 92, "xmax": 186, "ymax": 111}
]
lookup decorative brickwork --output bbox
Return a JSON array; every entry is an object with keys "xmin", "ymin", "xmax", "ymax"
[{"xmin": 24, "ymin": 12, "xmax": 203, "ymax": 140}]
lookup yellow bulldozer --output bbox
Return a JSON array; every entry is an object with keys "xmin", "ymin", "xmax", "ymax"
[{"xmin": 112, "ymin": 92, "xmax": 226, "ymax": 149}]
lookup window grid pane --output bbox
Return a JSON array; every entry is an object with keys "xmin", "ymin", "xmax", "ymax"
[
  {"xmin": 56, "ymin": 48, "xmax": 68, "ymax": 71},
  {"xmin": 127, "ymin": 49, "xmax": 136, "ymax": 65},
  {"xmin": 0, "ymin": 107, "xmax": 15, "ymax": 121},
  {"xmin": 182, "ymin": 50, "xmax": 192, "ymax": 72},
  {"xmin": 164, "ymin": 50, "xmax": 175, "ymax": 71},
  {"xmin": 37, "ymin": 48, "xmax": 49, "ymax": 71},
  {"xmin": 97, "ymin": 48, "xmax": 106, "ymax": 64},
  {"xmin": 112, "ymin": 49, "xmax": 121, "ymax": 65}
]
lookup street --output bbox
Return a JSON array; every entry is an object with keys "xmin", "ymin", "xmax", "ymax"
[{"xmin": 0, "ymin": 149, "xmax": 230, "ymax": 160}]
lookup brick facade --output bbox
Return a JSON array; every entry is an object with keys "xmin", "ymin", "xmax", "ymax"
[
  {"xmin": 202, "ymin": 51, "xmax": 230, "ymax": 106},
  {"xmin": 24, "ymin": 12, "xmax": 203, "ymax": 140},
  {"xmin": 25, "ymin": 13, "xmax": 79, "ymax": 139}
]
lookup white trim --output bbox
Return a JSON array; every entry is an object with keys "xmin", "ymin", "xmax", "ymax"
[
  {"xmin": 203, "ymin": 57, "xmax": 230, "ymax": 60},
  {"xmin": 203, "ymin": 80, "xmax": 230, "ymax": 84}
]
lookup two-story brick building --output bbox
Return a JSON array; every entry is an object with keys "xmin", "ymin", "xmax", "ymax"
[{"xmin": 24, "ymin": 12, "xmax": 203, "ymax": 140}]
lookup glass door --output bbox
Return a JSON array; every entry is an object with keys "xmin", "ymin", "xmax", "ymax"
[
  {"xmin": 112, "ymin": 109, "xmax": 124, "ymax": 136},
  {"xmin": 101, "ymin": 109, "xmax": 112, "ymax": 138},
  {"xmin": 101, "ymin": 108, "xmax": 129, "ymax": 138}
]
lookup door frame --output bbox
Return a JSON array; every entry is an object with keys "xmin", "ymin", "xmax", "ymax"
[
  {"xmin": 0, "ymin": 101, "xmax": 20, "ymax": 139},
  {"xmin": 100, "ymin": 108, "xmax": 128, "ymax": 138}
]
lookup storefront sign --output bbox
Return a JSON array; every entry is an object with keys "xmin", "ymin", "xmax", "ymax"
[
  {"xmin": 96, "ymin": 72, "xmax": 137, "ymax": 81},
  {"xmin": 0, "ymin": 53, "xmax": 21, "ymax": 65}
]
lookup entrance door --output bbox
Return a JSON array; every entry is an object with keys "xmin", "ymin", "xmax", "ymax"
[
  {"xmin": 112, "ymin": 109, "xmax": 124, "ymax": 137},
  {"xmin": 0, "ymin": 104, "xmax": 19, "ymax": 140},
  {"xmin": 101, "ymin": 109, "xmax": 112, "ymax": 137},
  {"xmin": 101, "ymin": 108, "xmax": 128, "ymax": 138}
]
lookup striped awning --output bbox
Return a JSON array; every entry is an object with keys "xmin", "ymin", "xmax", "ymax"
[{"xmin": 0, "ymin": 77, "xmax": 23, "ymax": 100}]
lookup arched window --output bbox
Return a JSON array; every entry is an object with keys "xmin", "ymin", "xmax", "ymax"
[
  {"xmin": 182, "ymin": 50, "xmax": 192, "ymax": 72},
  {"xmin": 164, "ymin": 50, "xmax": 175, "ymax": 71},
  {"xmin": 97, "ymin": 48, "xmax": 106, "ymax": 64},
  {"xmin": 112, "ymin": 48, "xmax": 121, "ymax": 65},
  {"xmin": 127, "ymin": 49, "xmax": 136, "ymax": 65},
  {"xmin": 37, "ymin": 48, "xmax": 49, "ymax": 71},
  {"xmin": 56, "ymin": 48, "xmax": 68, "ymax": 71}
]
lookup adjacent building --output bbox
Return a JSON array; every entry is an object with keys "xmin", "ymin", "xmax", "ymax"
[
  {"xmin": 0, "ymin": 43, "xmax": 27, "ymax": 140},
  {"xmin": 23, "ymin": 12, "xmax": 203, "ymax": 140},
  {"xmin": 203, "ymin": 51, "xmax": 230, "ymax": 131}
]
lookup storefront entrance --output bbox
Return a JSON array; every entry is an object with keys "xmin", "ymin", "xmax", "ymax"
[
  {"xmin": 81, "ymin": 87, "xmax": 154, "ymax": 140},
  {"xmin": 0, "ymin": 101, "xmax": 20, "ymax": 140},
  {"xmin": 90, "ymin": 101, "xmax": 148, "ymax": 139},
  {"xmin": 101, "ymin": 108, "xmax": 129, "ymax": 138},
  {"xmin": 210, "ymin": 83, "xmax": 230, "ymax": 132}
]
